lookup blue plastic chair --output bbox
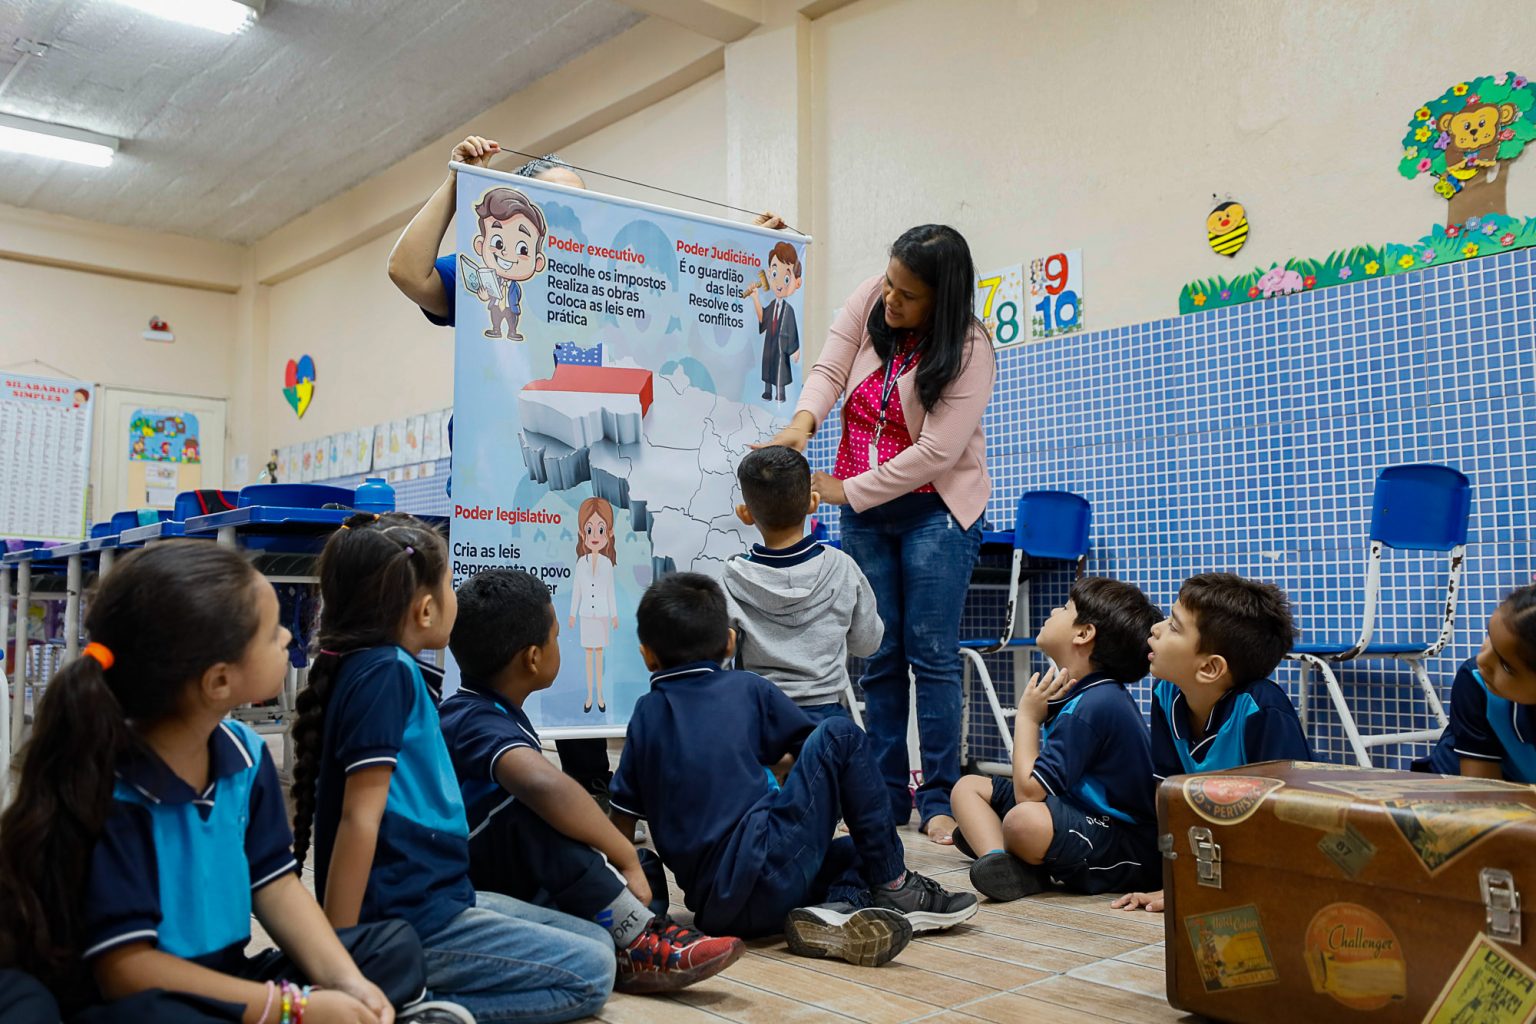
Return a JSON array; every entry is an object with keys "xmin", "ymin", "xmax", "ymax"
[
  {"xmin": 1288, "ymin": 464, "xmax": 1471, "ymax": 767},
  {"xmin": 958, "ymin": 491, "xmax": 1091, "ymax": 770}
]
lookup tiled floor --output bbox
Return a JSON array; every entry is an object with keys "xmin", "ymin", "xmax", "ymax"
[{"xmin": 259, "ymin": 736, "xmax": 1201, "ymax": 1023}]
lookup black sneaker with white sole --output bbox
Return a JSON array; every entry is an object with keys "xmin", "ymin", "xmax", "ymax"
[
  {"xmin": 784, "ymin": 903, "xmax": 913, "ymax": 967},
  {"xmin": 400, "ymin": 1000, "xmax": 477, "ymax": 1023},
  {"xmin": 869, "ymin": 871, "xmax": 979, "ymax": 932},
  {"xmin": 969, "ymin": 851, "xmax": 1044, "ymax": 902}
]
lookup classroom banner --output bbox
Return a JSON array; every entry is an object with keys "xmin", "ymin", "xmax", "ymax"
[{"xmin": 449, "ymin": 163, "xmax": 810, "ymax": 736}]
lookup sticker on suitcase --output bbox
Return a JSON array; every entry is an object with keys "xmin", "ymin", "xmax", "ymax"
[
  {"xmin": 1185, "ymin": 904, "xmax": 1280, "ymax": 992},
  {"xmin": 1317, "ymin": 824, "xmax": 1377, "ymax": 878},
  {"xmin": 1423, "ymin": 933, "xmax": 1536, "ymax": 1024},
  {"xmin": 1184, "ymin": 776, "xmax": 1285, "ymax": 825},
  {"xmin": 1304, "ymin": 903, "xmax": 1407, "ymax": 1011},
  {"xmin": 1274, "ymin": 791, "xmax": 1353, "ymax": 832},
  {"xmin": 1384, "ymin": 800, "xmax": 1536, "ymax": 875}
]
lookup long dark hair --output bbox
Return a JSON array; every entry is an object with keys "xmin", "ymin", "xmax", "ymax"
[
  {"xmin": 0, "ymin": 543, "xmax": 262, "ymax": 987},
  {"xmin": 866, "ymin": 224, "xmax": 981, "ymax": 412},
  {"xmin": 290, "ymin": 513, "xmax": 449, "ymax": 864}
]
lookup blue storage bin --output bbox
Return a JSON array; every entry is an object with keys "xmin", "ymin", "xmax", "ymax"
[{"xmin": 237, "ymin": 483, "xmax": 354, "ymax": 509}]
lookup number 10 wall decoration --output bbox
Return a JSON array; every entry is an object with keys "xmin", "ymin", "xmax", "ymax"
[{"xmin": 975, "ymin": 249, "xmax": 1083, "ymax": 349}]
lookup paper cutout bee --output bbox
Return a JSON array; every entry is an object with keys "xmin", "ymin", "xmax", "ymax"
[{"xmin": 1207, "ymin": 201, "xmax": 1249, "ymax": 257}]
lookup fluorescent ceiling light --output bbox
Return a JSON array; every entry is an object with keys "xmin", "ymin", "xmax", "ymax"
[
  {"xmin": 0, "ymin": 113, "xmax": 117, "ymax": 167},
  {"xmin": 110, "ymin": 0, "xmax": 261, "ymax": 34}
]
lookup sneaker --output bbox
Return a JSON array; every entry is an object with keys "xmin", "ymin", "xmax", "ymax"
[
  {"xmin": 969, "ymin": 851, "xmax": 1044, "ymax": 903},
  {"xmin": 870, "ymin": 871, "xmax": 979, "ymax": 932},
  {"xmin": 784, "ymin": 904, "xmax": 912, "ymax": 967},
  {"xmin": 399, "ymin": 1000, "xmax": 476, "ymax": 1023},
  {"xmin": 633, "ymin": 819, "xmax": 649, "ymax": 844},
  {"xmin": 616, "ymin": 918, "xmax": 745, "ymax": 994}
]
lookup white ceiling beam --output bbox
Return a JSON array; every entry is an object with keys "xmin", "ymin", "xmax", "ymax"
[{"xmin": 612, "ymin": 0, "xmax": 762, "ymax": 42}]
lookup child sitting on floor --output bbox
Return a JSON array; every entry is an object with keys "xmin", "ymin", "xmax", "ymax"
[
  {"xmin": 722, "ymin": 445, "xmax": 884, "ymax": 722},
  {"xmin": 439, "ymin": 568, "xmax": 745, "ymax": 993},
  {"xmin": 1113, "ymin": 571, "xmax": 1309, "ymax": 914},
  {"xmin": 609, "ymin": 573, "xmax": 977, "ymax": 967},
  {"xmin": 1424, "ymin": 582, "xmax": 1536, "ymax": 782},
  {"xmin": 951, "ymin": 576, "xmax": 1162, "ymax": 902}
]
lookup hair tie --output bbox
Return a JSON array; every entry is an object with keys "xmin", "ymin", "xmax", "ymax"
[
  {"xmin": 319, "ymin": 648, "xmax": 341, "ymax": 657},
  {"xmin": 83, "ymin": 642, "xmax": 115, "ymax": 670},
  {"xmin": 403, "ymin": 545, "xmax": 415, "ymax": 556}
]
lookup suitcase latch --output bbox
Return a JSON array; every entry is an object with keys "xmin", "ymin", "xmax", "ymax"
[
  {"xmin": 1481, "ymin": 868, "xmax": 1522, "ymax": 945},
  {"xmin": 1159, "ymin": 833, "xmax": 1177, "ymax": 861},
  {"xmin": 1189, "ymin": 827, "xmax": 1222, "ymax": 889}
]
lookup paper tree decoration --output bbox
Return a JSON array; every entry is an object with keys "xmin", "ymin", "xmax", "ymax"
[
  {"xmin": 1398, "ymin": 72, "xmax": 1536, "ymax": 225},
  {"xmin": 283, "ymin": 355, "xmax": 316, "ymax": 418}
]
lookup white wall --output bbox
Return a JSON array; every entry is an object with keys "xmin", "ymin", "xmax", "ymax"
[{"xmin": 809, "ymin": 0, "xmax": 1536, "ymax": 339}]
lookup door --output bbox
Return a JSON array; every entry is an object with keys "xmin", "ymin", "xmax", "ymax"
[{"xmin": 94, "ymin": 387, "xmax": 226, "ymax": 518}]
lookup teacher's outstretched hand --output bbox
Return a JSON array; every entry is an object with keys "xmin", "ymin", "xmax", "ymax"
[{"xmin": 783, "ymin": 224, "xmax": 996, "ymax": 845}]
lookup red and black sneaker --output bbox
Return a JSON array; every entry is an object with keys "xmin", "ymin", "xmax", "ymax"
[{"xmin": 615, "ymin": 918, "xmax": 746, "ymax": 994}]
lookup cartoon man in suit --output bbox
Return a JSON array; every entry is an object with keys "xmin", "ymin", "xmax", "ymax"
[
  {"xmin": 747, "ymin": 241, "xmax": 802, "ymax": 402},
  {"xmin": 469, "ymin": 187, "xmax": 547, "ymax": 341}
]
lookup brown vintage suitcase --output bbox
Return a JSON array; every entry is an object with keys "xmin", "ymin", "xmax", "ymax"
[{"xmin": 1160, "ymin": 761, "xmax": 1536, "ymax": 1023}]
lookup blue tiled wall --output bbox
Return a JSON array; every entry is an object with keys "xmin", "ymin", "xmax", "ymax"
[{"xmin": 812, "ymin": 247, "xmax": 1536, "ymax": 769}]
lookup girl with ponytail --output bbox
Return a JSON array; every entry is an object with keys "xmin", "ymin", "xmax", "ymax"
[
  {"xmin": 289, "ymin": 513, "xmax": 614, "ymax": 1024},
  {"xmin": 0, "ymin": 542, "xmax": 435, "ymax": 1022}
]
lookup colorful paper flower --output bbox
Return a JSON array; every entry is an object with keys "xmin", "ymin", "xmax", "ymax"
[
  {"xmin": 1415, "ymin": 126, "xmax": 1434, "ymax": 143},
  {"xmin": 1483, "ymin": 221, "xmax": 1499, "ymax": 235},
  {"xmin": 1423, "ymin": 249, "xmax": 1437, "ymax": 262},
  {"xmin": 1467, "ymin": 93, "xmax": 1481, "ymax": 105},
  {"xmin": 1435, "ymin": 132, "xmax": 1451, "ymax": 150},
  {"xmin": 1365, "ymin": 261, "xmax": 1380, "ymax": 275},
  {"xmin": 1500, "ymin": 128, "xmax": 1516, "ymax": 141},
  {"xmin": 1446, "ymin": 224, "xmax": 1462, "ymax": 237},
  {"xmin": 1415, "ymin": 106, "xmax": 1432, "ymax": 121},
  {"xmin": 1464, "ymin": 217, "xmax": 1481, "ymax": 230},
  {"xmin": 1398, "ymin": 254, "xmax": 1416, "ymax": 269},
  {"xmin": 1219, "ymin": 289, "xmax": 1231, "ymax": 300},
  {"xmin": 1501, "ymin": 232, "xmax": 1517, "ymax": 246},
  {"xmin": 1248, "ymin": 286, "xmax": 1261, "ymax": 298},
  {"xmin": 1302, "ymin": 275, "xmax": 1316, "ymax": 289},
  {"xmin": 1462, "ymin": 243, "xmax": 1480, "ymax": 258},
  {"xmin": 1417, "ymin": 157, "xmax": 1433, "ymax": 172},
  {"xmin": 1497, "ymin": 73, "xmax": 1510, "ymax": 86},
  {"xmin": 1453, "ymin": 83, "xmax": 1469, "ymax": 96},
  {"xmin": 1516, "ymin": 75, "xmax": 1529, "ymax": 89},
  {"xmin": 1338, "ymin": 266, "xmax": 1353, "ymax": 280},
  {"xmin": 1192, "ymin": 292, "xmax": 1207, "ymax": 307}
]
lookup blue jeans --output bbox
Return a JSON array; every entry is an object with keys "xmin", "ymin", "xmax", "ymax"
[
  {"xmin": 698, "ymin": 718, "xmax": 907, "ymax": 938},
  {"xmin": 799, "ymin": 700, "xmax": 852, "ymax": 724},
  {"xmin": 840, "ymin": 493, "xmax": 982, "ymax": 828},
  {"xmin": 420, "ymin": 891, "xmax": 615, "ymax": 1024}
]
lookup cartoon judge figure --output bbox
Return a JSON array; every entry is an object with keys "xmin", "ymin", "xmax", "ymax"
[
  {"xmin": 569, "ymin": 496, "xmax": 618, "ymax": 713},
  {"xmin": 747, "ymin": 241, "xmax": 803, "ymax": 402}
]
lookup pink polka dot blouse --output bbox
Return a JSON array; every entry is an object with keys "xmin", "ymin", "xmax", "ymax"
[{"xmin": 833, "ymin": 336, "xmax": 936, "ymax": 494}]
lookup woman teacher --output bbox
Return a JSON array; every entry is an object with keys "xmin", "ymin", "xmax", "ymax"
[{"xmin": 766, "ymin": 223, "xmax": 994, "ymax": 844}]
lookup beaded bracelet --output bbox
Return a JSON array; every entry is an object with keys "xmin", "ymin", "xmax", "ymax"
[{"xmin": 296, "ymin": 984, "xmax": 310, "ymax": 1024}]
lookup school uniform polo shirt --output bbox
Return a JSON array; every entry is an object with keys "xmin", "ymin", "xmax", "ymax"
[
  {"xmin": 1031, "ymin": 674, "xmax": 1157, "ymax": 828},
  {"xmin": 83, "ymin": 719, "xmax": 296, "ymax": 971},
  {"xmin": 1429, "ymin": 658, "xmax": 1536, "ymax": 781},
  {"xmin": 313, "ymin": 646, "xmax": 474, "ymax": 940},
  {"xmin": 609, "ymin": 661, "xmax": 815, "ymax": 909},
  {"xmin": 1150, "ymin": 677, "xmax": 1311, "ymax": 781},
  {"xmin": 438, "ymin": 682, "xmax": 542, "ymax": 894}
]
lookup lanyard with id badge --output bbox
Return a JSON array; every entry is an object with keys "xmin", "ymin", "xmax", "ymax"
[{"xmin": 869, "ymin": 346, "xmax": 916, "ymax": 468}]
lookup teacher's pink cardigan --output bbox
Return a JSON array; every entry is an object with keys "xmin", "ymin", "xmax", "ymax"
[{"xmin": 795, "ymin": 274, "xmax": 995, "ymax": 530}]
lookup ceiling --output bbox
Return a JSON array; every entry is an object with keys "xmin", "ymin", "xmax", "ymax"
[{"xmin": 0, "ymin": 0, "xmax": 643, "ymax": 243}]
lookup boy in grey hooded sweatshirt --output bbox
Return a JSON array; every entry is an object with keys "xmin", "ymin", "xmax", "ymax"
[{"xmin": 723, "ymin": 446, "xmax": 884, "ymax": 721}]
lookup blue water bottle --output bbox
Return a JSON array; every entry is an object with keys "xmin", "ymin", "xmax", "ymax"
[{"xmin": 354, "ymin": 476, "xmax": 396, "ymax": 514}]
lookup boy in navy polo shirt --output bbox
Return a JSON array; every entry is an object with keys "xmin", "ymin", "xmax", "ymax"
[
  {"xmin": 610, "ymin": 573, "xmax": 977, "ymax": 966},
  {"xmin": 951, "ymin": 577, "xmax": 1163, "ymax": 902},
  {"xmin": 440, "ymin": 568, "xmax": 746, "ymax": 993},
  {"xmin": 1113, "ymin": 572, "xmax": 1308, "ymax": 914},
  {"xmin": 1424, "ymin": 585, "xmax": 1536, "ymax": 781}
]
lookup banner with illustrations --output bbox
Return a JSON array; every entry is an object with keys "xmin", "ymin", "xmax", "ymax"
[{"xmin": 450, "ymin": 163, "xmax": 810, "ymax": 735}]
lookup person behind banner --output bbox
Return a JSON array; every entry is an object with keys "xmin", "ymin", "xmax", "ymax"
[
  {"xmin": 1423, "ymin": 583, "xmax": 1536, "ymax": 782},
  {"xmin": 386, "ymin": 140, "xmax": 620, "ymax": 818},
  {"xmin": 747, "ymin": 242, "xmax": 803, "ymax": 403},
  {"xmin": 441, "ymin": 568, "xmax": 746, "ymax": 994}
]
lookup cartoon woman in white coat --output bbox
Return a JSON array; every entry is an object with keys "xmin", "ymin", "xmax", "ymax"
[{"xmin": 570, "ymin": 496, "xmax": 618, "ymax": 712}]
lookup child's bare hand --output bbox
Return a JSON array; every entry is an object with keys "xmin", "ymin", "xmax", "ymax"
[
  {"xmin": 305, "ymin": 989, "xmax": 389, "ymax": 1024},
  {"xmin": 451, "ymin": 135, "xmax": 500, "ymax": 168},
  {"xmin": 620, "ymin": 861, "xmax": 654, "ymax": 907},
  {"xmin": 1110, "ymin": 889, "xmax": 1165, "ymax": 913},
  {"xmin": 1019, "ymin": 666, "xmax": 1075, "ymax": 724}
]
